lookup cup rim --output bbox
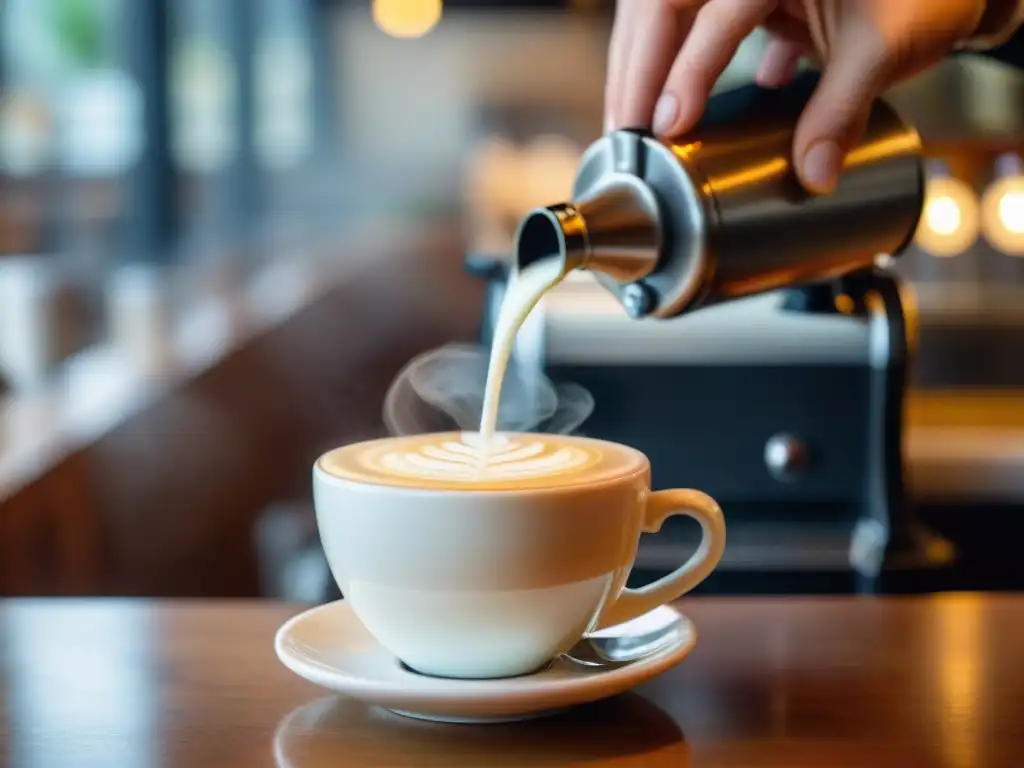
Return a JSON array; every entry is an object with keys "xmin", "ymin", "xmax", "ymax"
[{"xmin": 313, "ymin": 432, "xmax": 651, "ymax": 496}]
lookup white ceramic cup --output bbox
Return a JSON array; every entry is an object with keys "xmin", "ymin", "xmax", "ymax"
[{"xmin": 313, "ymin": 432, "xmax": 726, "ymax": 680}]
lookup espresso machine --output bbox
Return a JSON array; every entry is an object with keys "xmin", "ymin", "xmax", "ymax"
[{"xmin": 467, "ymin": 72, "xmax": 955, "ymax": 595}]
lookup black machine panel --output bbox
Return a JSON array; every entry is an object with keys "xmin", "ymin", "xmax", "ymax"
[{"xmin": 551, "ymin": 363, "xmax": 870, "ymax": 504}]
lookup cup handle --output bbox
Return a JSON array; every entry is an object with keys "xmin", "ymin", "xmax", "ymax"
[{"xmin": 593, "ymin": 489, "xmax": 726, "ymax": 631}]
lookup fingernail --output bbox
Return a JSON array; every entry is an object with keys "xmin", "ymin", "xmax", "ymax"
[
  {"xmin": 801, "ymin": 140, "xmax": 842, "ymax": 194},
  {"xmin": 604, "ymin": 111, "xmax": 614, "ymax": 134},
  {"xmin": 652, "ymin": 93, "xmax": 678, "ymax": 136}
]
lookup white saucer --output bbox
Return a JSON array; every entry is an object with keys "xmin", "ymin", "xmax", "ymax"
[{"xmin": 274, "ymin": 600, "xmax": 696, "ymax": 723}]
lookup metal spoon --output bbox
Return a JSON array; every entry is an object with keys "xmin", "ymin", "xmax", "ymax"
[{"xmin": 562, "ymin": 606, "xmax": 687, "ymax": 670}]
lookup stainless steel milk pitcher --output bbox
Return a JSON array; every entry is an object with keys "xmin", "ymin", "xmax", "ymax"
[{"xmin": 514, "ymin": 71, "xmax": 925, "ymax": 319}]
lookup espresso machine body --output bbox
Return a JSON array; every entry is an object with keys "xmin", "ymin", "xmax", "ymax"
[{"xmin": 466, "ymin": 261, "xmax": 952, "ymax": 595}]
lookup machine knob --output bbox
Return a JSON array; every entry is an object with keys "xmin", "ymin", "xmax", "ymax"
[{"xmin": 764, "ymin": 433, "xmax": 808, "ymax": 481}]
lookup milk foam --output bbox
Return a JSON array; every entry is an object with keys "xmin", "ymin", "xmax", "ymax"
[{"xmin": 361, "ymin": 433, "xmax": 600, "ymax": 483}]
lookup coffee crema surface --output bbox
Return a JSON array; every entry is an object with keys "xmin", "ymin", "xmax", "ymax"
[{"xmin": 318, "ymin": 432, "xmax": 647, "ymax": 491}]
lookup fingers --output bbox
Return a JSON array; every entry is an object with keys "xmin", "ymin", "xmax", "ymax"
[
  {"xmin": 604, "ymin": 0, "xmax": 896, "ymax": 202},
  {"xmin": 755, "ymin": 35, "xmax": 804, "ymax": 87},
  {"xmin": 605, "ymin": 0, "xmax": 690, "ymax": 133},
  {"xmin": 793, "ymin": 42, "xmax": 893, "ymax": 194},
  {"xmin": 652, "ymin": 0, "xmax": 776, "ymax": 137},
  {"xmin": 761, "ymin": 7, "xmax": 814, "ymax": 47}
]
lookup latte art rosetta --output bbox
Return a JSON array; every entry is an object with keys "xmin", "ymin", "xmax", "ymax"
[
  {"xmin": 320, "ymin": 432, "xmax": 645, "ymax": 490},
  {"xmin": 360, "ymin": 434, "xmax": 600, "ymax": 482}
]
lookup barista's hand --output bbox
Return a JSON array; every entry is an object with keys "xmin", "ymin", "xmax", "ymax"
[{"xmin": 604, "ymin": 0, "xmax": 990, "ymax": 194}]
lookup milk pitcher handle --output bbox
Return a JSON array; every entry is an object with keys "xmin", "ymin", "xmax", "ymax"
[{"xmin": 594, "ymin": 489, "xmax": 726, "ymax": 630}]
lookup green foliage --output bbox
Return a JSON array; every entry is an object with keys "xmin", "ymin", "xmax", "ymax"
[{"xmin": 51, "ymin": 0, "xmax": 105, "ymax": 67}]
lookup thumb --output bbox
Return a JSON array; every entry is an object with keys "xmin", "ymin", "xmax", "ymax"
[{"xmin": 793, "ymin": 46, "xmax": 892, "ymax": 195}]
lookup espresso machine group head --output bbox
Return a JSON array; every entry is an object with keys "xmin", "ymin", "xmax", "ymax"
[{"xmin": 484, "ymin": 71, "xmax": 953, "ymax": 594}]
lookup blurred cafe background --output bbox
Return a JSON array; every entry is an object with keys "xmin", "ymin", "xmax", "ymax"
[{"xmin": 1, "ymin": 0, "xmax": 1024, "ymax": 601}]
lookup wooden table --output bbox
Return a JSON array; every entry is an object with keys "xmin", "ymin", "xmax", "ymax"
[{"xmin": 1, "ymin": 596, "xmax": 1022, "ymax": 767}]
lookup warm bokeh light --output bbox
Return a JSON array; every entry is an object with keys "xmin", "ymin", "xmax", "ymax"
[
  {"xmin": 927, "ymin": 196, "xmax": 963, "ymax": 236},
  {"xmin": 999, "ymin": 191, "xmax": 1024, "ymax": 230},
  {"xmin": 372, "ymin": 0, "xmax": 442, "ymax": 39},
  {"xmin": 981, "ymin": 155, "xmax": 1024, "ymax": 256},
  {"xmin": 914, "ymin": 175, "xmax": 980, "ymax": 258}
]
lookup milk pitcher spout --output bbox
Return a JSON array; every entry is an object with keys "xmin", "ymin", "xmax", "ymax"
[{"xmin": 515, "ymin": 131, "xmax": 664, "ymax": 290}]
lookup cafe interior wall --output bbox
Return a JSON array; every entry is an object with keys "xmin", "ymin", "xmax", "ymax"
[
  {"xmin": 329, "ymin": 7, "xmax": 609, "ymax": 217},
  {"xmin": 328, "ymin": 5, "xmax": 769, "ymax": 251},
  {"xmin": 0, "ymin": 1, "xmax": 484, "ymax": 599}
]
